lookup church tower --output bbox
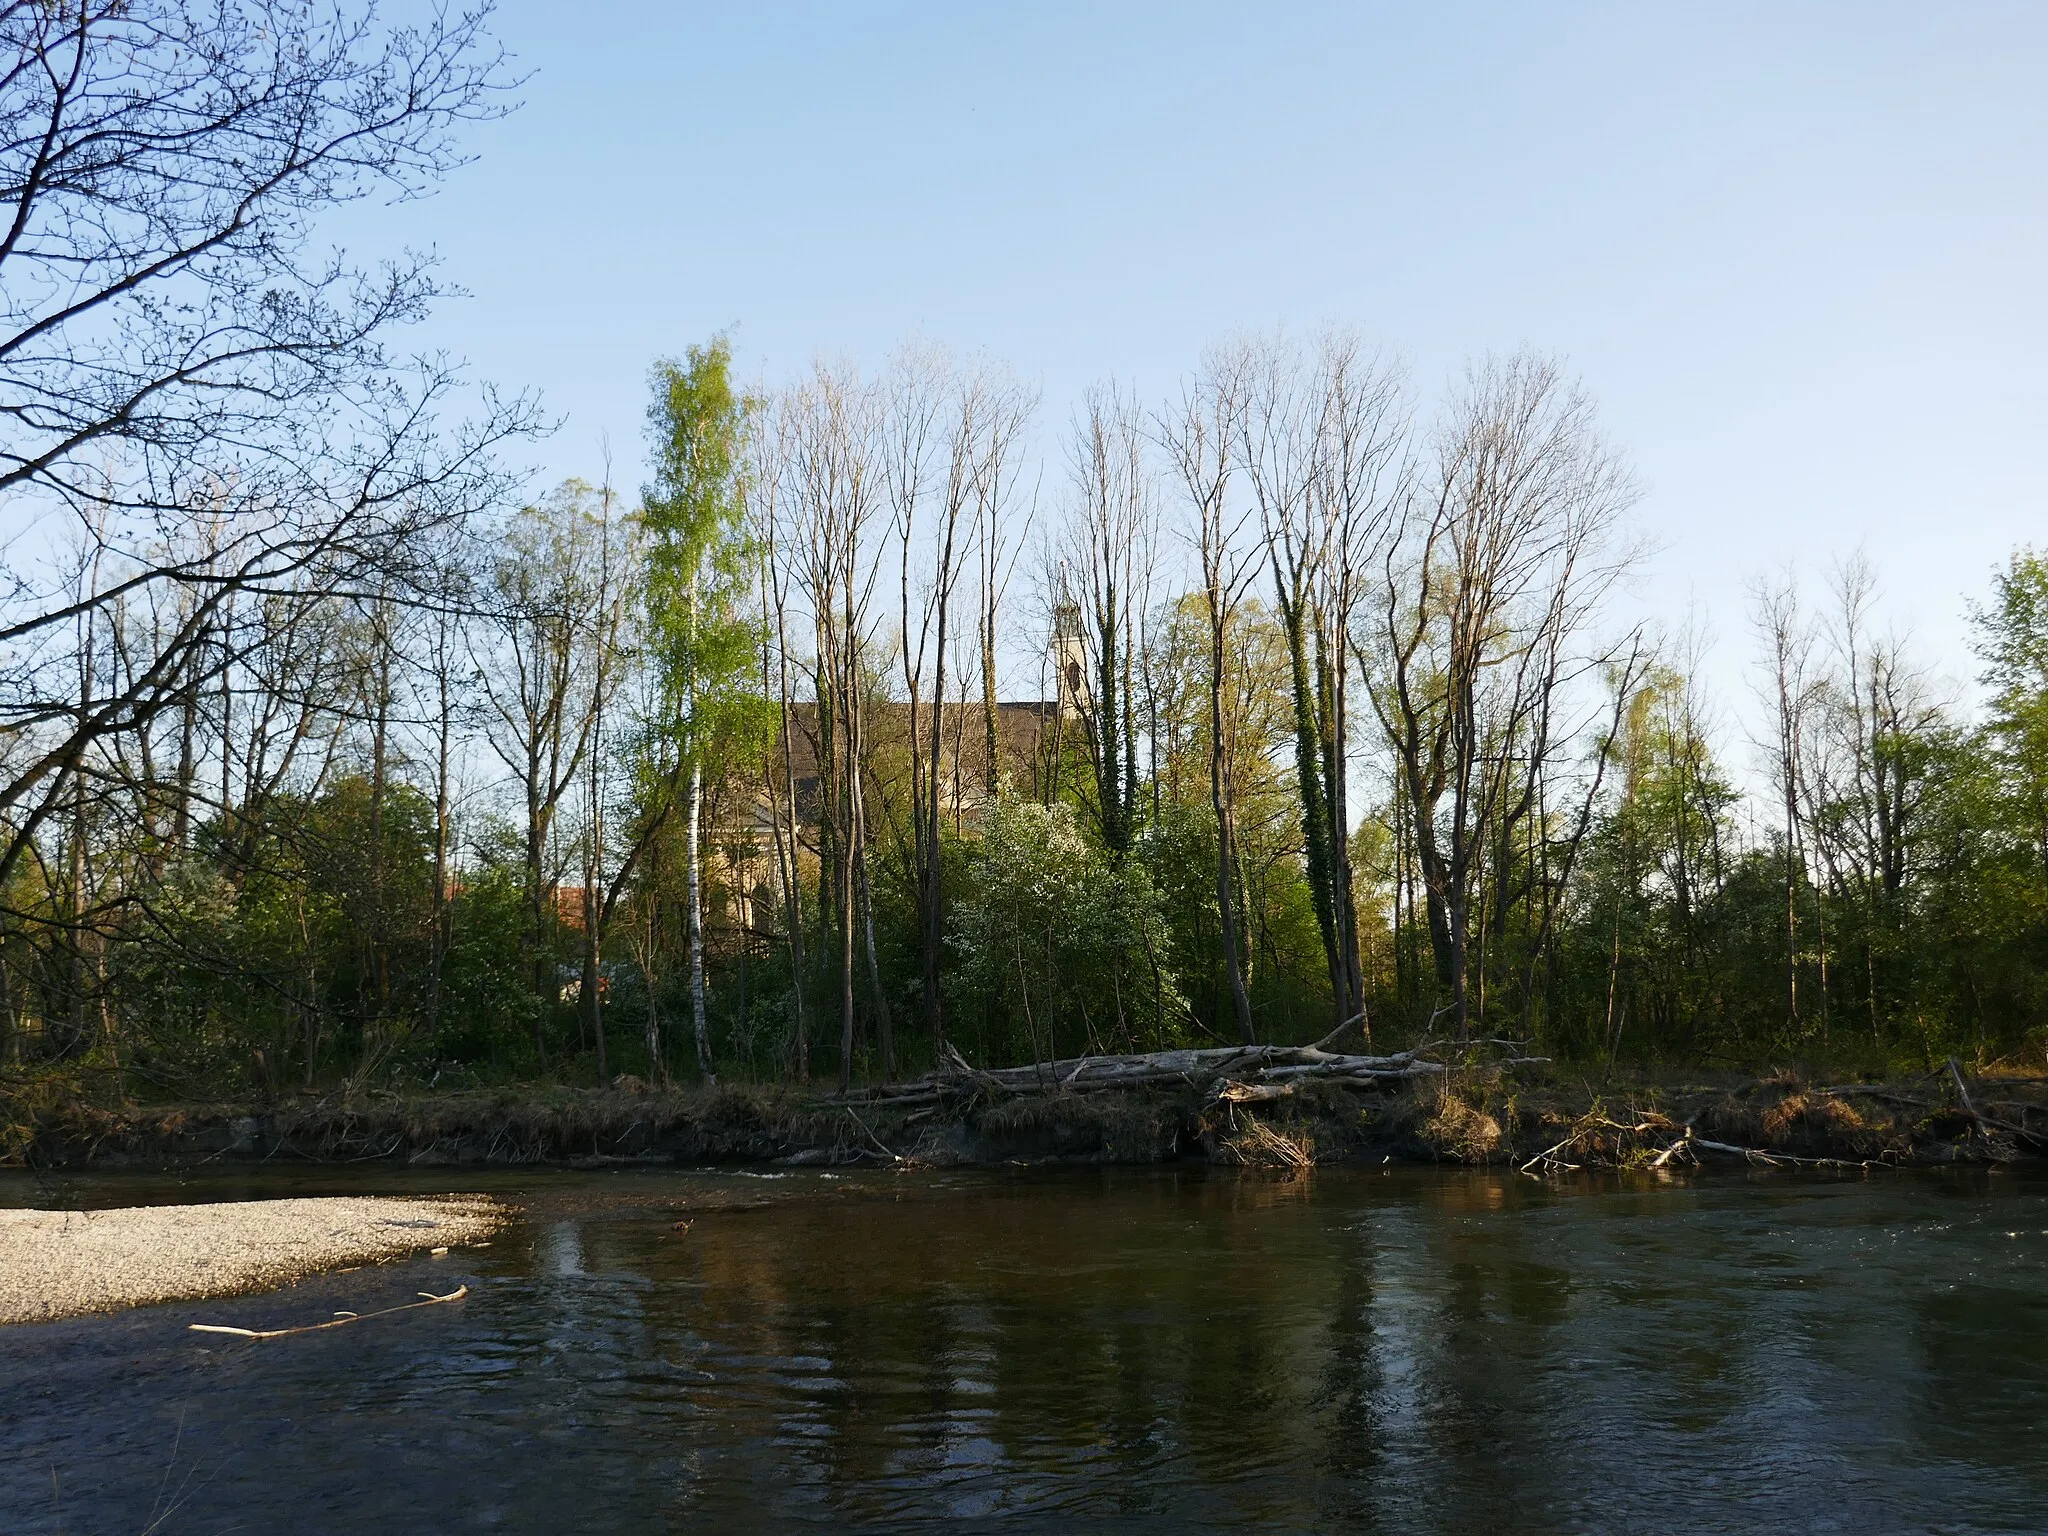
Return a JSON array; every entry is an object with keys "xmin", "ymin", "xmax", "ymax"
[{"xmin": 1051, "ymin": 601, "xmax": 1087, "ymax": 718}]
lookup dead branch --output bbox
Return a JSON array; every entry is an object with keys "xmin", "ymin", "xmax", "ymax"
[
  {"xmin": 1685, "ymin": 1134, "xmax": 1884, "ymax": 1171},
  {"xmin": 189, "ymin": 1286, "xmax": 468, "ymax": 1341},
  {"xmin": 1649, "ymin": 1134, "xmax": 1694, "ymax": 1168},
  {"xmin": 1944, "ymin": 1058, "xmax": 2046, "ymax": 1147},
  {"xmin": 1518, "ymin": 1131, "xmax": 1583, "ymax": 1174}
]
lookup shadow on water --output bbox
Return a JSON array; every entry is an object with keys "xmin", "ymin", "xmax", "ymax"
[{"xmin": 3, "ymin": 1163, "xmax": 2046, "ymax": 1534}]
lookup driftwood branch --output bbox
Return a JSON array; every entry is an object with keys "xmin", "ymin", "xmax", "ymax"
[
  {"xmin": 1683, "ymin": 1134, "xmax": 1883, "ymax": 1171},
  {"xmin": 1649, "ymin": 1134, "xmax": 1694, "ymax": 1168},
  {"xmin": 188, "ymin": 1286, "xmax": 469, "ymax": 1341},
  {"xmin": 1518, "ymin": 1131, "xmax": 1584, "ymax": 1174}
]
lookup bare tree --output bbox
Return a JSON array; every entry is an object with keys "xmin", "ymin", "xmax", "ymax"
[
  {"xmin": 893, "ymin": 353, "xmax": 1035, "ymax": 1054},
  {"xmin": 474, "ymin": 483, "xmax": 624, "ymax": 1056},
  {"xmin": 1162, "ymin": 351, "xmax": 1259, "ymax": 1043},
  {"xmin": 574, "ymin": 481, "xmax": 636, "ymax": 1078},
  {"xmin": 1238, "ymin": 330, "xmax": 1406, "ymax": 1042},
  {"xmin": 1796, "ymin": 556, "xmax": 1951, "ymax": 1042},
  {"xmin": 416, "ymin": 552, "xmax": 470, "ymax": 1055},
  {"xmin": 1358, "ymin": 354, "xmax": 1643, "ymax": 1040},
  {"xmin": 1751, "ymin": 570, "xmax": 1817, "ymax": 1033},
  {"xmin": 0, "ymin": 1, "xmax": 528, "ymax": 895},
  {"xmin": 884, "ymin": 348, "xmax": 946, "ymax": 1066},
  {"xmin": 975, "ymin": 398, "xmax": 1038, "ymax": 805},
  {"xmin": 1054, "ymin": 385, "xmax": 1155, "ymax": 857},
  {"xmin": 748, "ymin": 399, "xmax": 811, "ymax": 1079},
  {"xmin": 786, "ymin": 363, "xmax": 889, "ymax": 1090}
]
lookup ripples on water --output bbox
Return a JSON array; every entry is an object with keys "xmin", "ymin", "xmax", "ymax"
[{"xmin": 3, "ymin": 1165, "xmax": 2046, "ymax": 1533}]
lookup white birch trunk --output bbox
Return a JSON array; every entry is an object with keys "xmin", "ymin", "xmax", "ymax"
[{"xmin": 688, "ymin": 756, "xmax": 713, "ymax": 1082}]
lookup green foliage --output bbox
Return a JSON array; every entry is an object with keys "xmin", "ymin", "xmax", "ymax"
[
  {"xmin": 1975, "ymin": 549, "xmax": 2048, "ymax": 881},
  {"xmin": 640, "ymin": 336, "xmax": 775, "ymax": 772},
  {"xmin": 16, "ymin": 406, "xmax": 2048, "ymax": 1099},
  {"xmin": 1143, "ymin": 800, "xmax": 1328, "ymax": 1039},
  {"xmin": 435, "ymin": 865, "xmax": 543, "ymax": 1071},
  {"xmin": 946, "ymin": 795, "xmax": 1184, "ymax": 1063}
]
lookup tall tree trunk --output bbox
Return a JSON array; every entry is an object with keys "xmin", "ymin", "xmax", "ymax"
[
  {"xmin": 642, "ymin": 844, "xmax": 667, "ymax": 1086},
  {"xmin": 1209, "ymin": 624, "xmax": 1255, "ymax": 1045},
  {"xmin": 173, "ymin": 647, "xmax": 197, "ymax": 853},
  {"xmin": 919, "ymin": 737, "xmax": 945, "ymax": 1055},
  {"xmin": 917, "ymin": 591, "xmax": 950, "ymax": 1054},
  {"xmin": 859, "ymin": 836, "xmax": 893, "ymax": 1077},
  {"xmin": 1322, "ymin": 634, "xmax": 1367, "ymax": 1041},
  {"xmin": 584, "ymin": 876, "xmax": 605, "ymax": 1078},
  {"xmin": 0, "ymin": 919, "xmax": 17, "ymax": 1068},
  {"xmin": 838, "ymin": 807, "xmax": 857, "ymax": 1091},
  {"xmin": 426, "ymin": 634, "xmax": 453, "ymax": 1050},
  {"xmin": 363, "ymin": 627, "xmax": 392, "ymax": 1072},
  {"xmin": 982, "ymin": 612, "xmax": 1001, "ymax": 796},
  {"xmin": 851, "ymin": 723, "xmax": 893, "ymax": 1076},
  {"xmin": 528, "ymin": 779, "xmax": 551, "ymax": 1064},
  {"xmin": 1278, "ymin": 588, "xmax": 1345, "ymax": 1031},
  {"xmin": 688, "ymin": 759, "xmax": 714, "ymax": 1082},
  {"xmin": 763, "ymin": 545, "xmax": 809, "ymax": 1081}
]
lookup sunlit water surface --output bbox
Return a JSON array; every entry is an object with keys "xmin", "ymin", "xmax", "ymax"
[{"xmin": 3, "ymin": 1163, "xmax": 2046, "ymax": 1534}]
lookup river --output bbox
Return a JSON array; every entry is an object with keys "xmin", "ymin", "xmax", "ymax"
[{"xmin": 3, "ymin": 1164, "xmax": 2045, "ymax": 1533}]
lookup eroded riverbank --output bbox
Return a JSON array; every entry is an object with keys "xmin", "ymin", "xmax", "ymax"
[{"xmin": 8, "ymin": 1060, "xmax": 2046, "ymax": 1173}]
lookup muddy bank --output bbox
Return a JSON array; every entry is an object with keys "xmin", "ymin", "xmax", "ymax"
[
  {"xmin": 8, "ymin": 1063, "xmax": 2046, "ymax": 1172},
  {"xmin": 0, "ymin": 1194, "xmax": 502, "ymax": 1326}
]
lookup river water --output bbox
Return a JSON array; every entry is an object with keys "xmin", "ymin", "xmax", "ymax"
[{"xmin": 2, "ymin": 1163, "xmax": 2045, "ymax": 1534}]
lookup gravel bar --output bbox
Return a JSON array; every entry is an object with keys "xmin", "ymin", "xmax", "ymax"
[{"xmin": 0, "ymin": 1194, "xmax": 504, "ymax": 1326}]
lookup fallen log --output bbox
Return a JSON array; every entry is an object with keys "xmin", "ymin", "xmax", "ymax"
[
  {"xmin": 941, "ymin": 1042, "xmax": 1429, "ymax": 1088},
  {"xmin": 1212, "ymin": 1074, "xmax": 1421, "ymax": 1104},
  {"xmin": 1938, "ymin": 1059, "xmax": 2048, "ymax": 1147},
  {"xmin": 821, "ymin": 1039, "xmax": 1540, "ymax": 1118},
  {"xmin": 1256, "ymin": 1060, "xmax": 1444, "ymax": 1084},
  {"xmin": 1811, "ymin": 1085, "xmax": 1934, "ymax": 1107},
  {"xmin": 946, "ymin": 1044, "xmax": 1434, "ymax": 1090}
]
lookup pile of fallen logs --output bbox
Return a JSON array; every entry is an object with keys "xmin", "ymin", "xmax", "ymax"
[{"xmin": 820, "ymin": 1040, "xmax": 1536, "ymax": 1111}]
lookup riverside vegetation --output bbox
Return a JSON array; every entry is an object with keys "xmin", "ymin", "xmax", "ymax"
[{"xmin": 3, "ymin": 2, "xmax": 2047, "ymax": 1174}]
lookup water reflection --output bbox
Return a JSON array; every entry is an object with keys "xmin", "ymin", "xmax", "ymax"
[{"xmin": 3, "ymin": 1166, "xmax": 2046, "ymax": 1533}]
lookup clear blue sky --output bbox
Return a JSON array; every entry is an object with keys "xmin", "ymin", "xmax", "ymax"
[{"xmin": 365, "ymin": 1, "xmax": 2048, "ymax": 710}]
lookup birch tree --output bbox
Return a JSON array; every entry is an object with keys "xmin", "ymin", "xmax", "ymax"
[{"xmin": 642, "ymin": 341, "xmax": 768, "ymax": 1083}]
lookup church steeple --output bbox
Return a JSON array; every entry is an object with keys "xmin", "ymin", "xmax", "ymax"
[{"xmin": 1051, "ymin": 600, "xmax": 1086, "ymax": 718}]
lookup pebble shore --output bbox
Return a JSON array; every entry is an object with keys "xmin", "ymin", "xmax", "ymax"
[{"xmin": 0, "ymin": 1194, "xmax": 502, "ymax": 1325}]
